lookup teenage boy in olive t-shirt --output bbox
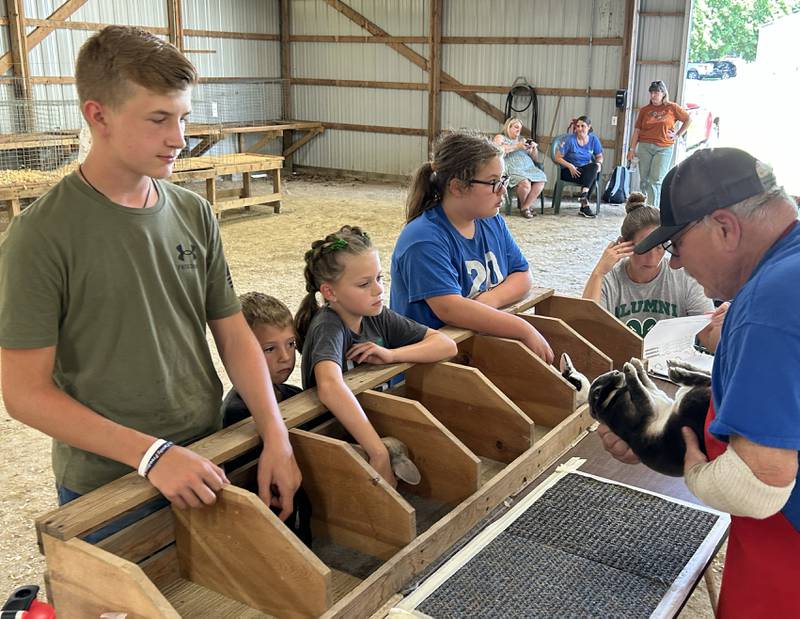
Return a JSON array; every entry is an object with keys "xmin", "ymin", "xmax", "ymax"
[{"xmin": 0, "ymin": 26, "xmax": 300, "ymax": 532}]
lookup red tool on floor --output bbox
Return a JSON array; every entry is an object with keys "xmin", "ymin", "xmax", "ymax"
[{"xmin": 0, "ymin": 586, "xmax": 55, "ymax": 619}]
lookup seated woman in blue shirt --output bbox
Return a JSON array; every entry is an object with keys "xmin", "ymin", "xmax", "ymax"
[{"xmin": 554, "ymin": 115, "xmax": 604, "ymax": 218}]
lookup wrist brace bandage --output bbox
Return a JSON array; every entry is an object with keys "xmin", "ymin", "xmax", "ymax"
[{"xmin": 685, "ymin": 445, "xmax": 795, "ymax": 519}]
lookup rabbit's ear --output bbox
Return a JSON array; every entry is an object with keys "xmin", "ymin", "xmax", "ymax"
[
  {"xmin": 560, "ymin": 352, "xmax": 574, "ymax": 375},
  {"xmin": 392, "ymin": 456, "xmax": 421, "ymax": 485}
]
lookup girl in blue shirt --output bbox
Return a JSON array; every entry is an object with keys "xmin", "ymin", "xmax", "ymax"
[
  {"xmin": 554, "ymin": 115, "xmax": 604, "ymax": 217},
  {"xmin": 390, "ymin": 132, "xmax": 553, "ymax": 363}
]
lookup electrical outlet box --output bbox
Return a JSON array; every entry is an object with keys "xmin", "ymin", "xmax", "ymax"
[
  {"xmin": 211, "ymin": 101, "xmax": 219, "ymax": 118},
  {"xmin": 611, "ymin": 116, "xmax": 618, "ymax": 126}
]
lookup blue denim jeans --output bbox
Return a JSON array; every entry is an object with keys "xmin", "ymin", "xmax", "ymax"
[
  {"xmin": 57, "ymin": 485, "xmax": 168, "ymax": 544},
  {"xmin": 638, "ymin": 142, "xmax": 674, "ymax": 208}
]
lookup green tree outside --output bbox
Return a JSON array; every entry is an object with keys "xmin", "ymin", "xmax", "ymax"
[{"xmin": 690, "ymin": 0, "xmax": 800, "ymax": 61}]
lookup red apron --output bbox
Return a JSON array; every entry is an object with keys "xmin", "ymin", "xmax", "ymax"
[{"xmin": 705, "ymin": 401, "xmax": 800, "ymax": 618}]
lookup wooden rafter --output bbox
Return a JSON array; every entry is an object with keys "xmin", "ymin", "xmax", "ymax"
[
  {"xmin": 0, "ymin": 0, "xmax": 89, "ymax": 75},
  {"xmin": 321, "ymin": 0, "xmax": 507, "ymax": 125}
]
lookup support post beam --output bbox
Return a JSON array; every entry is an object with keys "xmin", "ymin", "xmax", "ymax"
[
  {"xmin": 166, "ymin": 0, "xmax": 184, "ymax": 52},
  {"xmin": 426, "ymin": 0, "xmax": 442, "ymax": 155}
]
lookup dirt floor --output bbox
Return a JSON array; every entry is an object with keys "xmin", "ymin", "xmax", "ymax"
[{"xmin": 0, "ymin": 176, "xmax": 721, "ymax": 616}]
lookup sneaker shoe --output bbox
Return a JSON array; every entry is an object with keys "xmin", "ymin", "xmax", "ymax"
[{"xmin": 580, "ymin": 205, "xmax": 596, "ymax": 218}]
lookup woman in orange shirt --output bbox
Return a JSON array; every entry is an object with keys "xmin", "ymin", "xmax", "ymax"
[{"xmin": 627, "ymin": 80, "xmax": 691, "ymax": 208}]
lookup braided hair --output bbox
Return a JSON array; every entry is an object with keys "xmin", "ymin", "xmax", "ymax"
[{"xmin": 295, "ymin": 225, "xmax": 373, "ymax": 350}]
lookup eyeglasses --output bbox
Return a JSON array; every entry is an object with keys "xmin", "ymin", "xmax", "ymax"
[
  {"xmin": 649, "ymin": 80, "xmax": 666, "ymax": 91},
  {"xmin": 468, "ymin": 175, "xmax": 510, "ymax": 194},
  {"xmin": 661, "ymin": 219, "xmax": 702, "ymax": 256}
]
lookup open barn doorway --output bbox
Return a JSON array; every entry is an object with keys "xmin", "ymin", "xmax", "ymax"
[{"xmin": 680, "ymin": 0, "xmax": 800, "ymax": 197}]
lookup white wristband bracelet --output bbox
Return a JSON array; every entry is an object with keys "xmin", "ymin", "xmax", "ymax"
[{"xmin": 138, "ymin": 439, "xmax": 168, "ymax": 478}]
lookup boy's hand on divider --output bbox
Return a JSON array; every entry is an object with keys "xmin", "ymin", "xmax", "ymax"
[
  {"xmin": 521, "ymin": 325, "xmax": 554, "ymax": 364},
  {"xmin": 257, "ymin": 431, "xmax": 302, "ymax": 521},
  {"xmin": 346, "ymin": 341, "xmax": 396, "ymax": 365},
  {"xmin": 147, "ymin": 445, "xmax": 229, "ymax": 510}
]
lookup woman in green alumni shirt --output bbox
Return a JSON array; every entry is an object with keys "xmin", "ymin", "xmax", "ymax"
[{"xmin": 583, "ymin": 192, "xmax": 724, "ymax": 349}]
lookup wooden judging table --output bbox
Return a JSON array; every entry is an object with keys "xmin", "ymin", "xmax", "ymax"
[
  {"xmin": 171, "ymin": 153, "xmax": 284, "ymax": 217},
  {"xmin": 0, "ymin": 120, "xmax": 324, "ymax": 223},
  {"xmin": 185, "ymin": 120, "xmax": 325, "ymax": 161},
  {"xmin": 0, "ymin": 153, "xmax": 284, "ymax": 223}
]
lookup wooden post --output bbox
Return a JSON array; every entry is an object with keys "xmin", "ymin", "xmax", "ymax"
[
  {"xmin": 5, "ymin": 0, "xmax": 33, "ymax": 132},
  {"xmin": 426, "ymin": 0, "xmax": 442, "ymax": 156},
  {"xmin": 166, "ymin": 0, "xmax": 184, "ymax": 52},
  {"xmin": 616, "ymin": 0, "xmax": 640, "ymax": 162},
  {"xmin": 280, "ymin": 0, "xmax": 294, "ymax": 174}
]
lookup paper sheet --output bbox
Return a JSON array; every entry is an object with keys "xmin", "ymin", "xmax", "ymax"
[{"xmin": 643, "ymin": 315, "xmax": 714, "ymax": 378}]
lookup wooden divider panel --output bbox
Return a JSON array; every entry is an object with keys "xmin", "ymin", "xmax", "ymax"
[
  {"xmin": 43, "ymin": 534, "xmax": 180, "ymax": 618},
  {"xmin": 534, "ymin": 294, "xmax": 643, "ymax": 370},
  {"xmin": 519, "ymin": 315, "xmax": 613, "ymax": 380},
  {"xmin": 456, "ymin": 336, "xmax": 575, "ymax": 429},
  {"xmin": 289, "ymin": 429, "xmax": 417, "ymax": 560},
  {"xmin": 403, "ymin": 362, "xmax": 534, "ymax": 463},
  {"xmin": 357, "ymin": 389, "xmax": 481, "ymax": 504},
  {"xmin": 173, "ymin": 485, "xmax": 331, "ymax": 619}
]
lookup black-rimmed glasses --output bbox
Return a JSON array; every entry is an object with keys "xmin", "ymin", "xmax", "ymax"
[
  {"xmin": 468, "ymin": 175, "xmax": 510, "ymax": 194},
  {"xmin": 661, "ymin": 219, "xmax": 702, "ymax": 256}
]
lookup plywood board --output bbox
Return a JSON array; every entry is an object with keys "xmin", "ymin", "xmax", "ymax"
[
  {"xmin": 43, "ymin": 534, "xmax": 179, "ymax": 618},
  {"xmin": 404, "ymin": 362, "xmax": 534, "ymax": 463},
  {"xmin": 173, "ymin": 485, "xmax": 331, "ymax": 619},
  {"xmin": 358, "ymin": 389, "xmax": 481, "ymax": 504},
  {"xmin": 289, "ymin": 429, "xmax": 416, "ymax": 559},
  {"xmin": 520, "ymin": 314, "xmax": 613, "ymax": 380},
  {"xmin": 535, "ymin": 294, "xmax": 643, "ymax": 370},
  {"xmin": 458, "ymin": 335, "xmax": 575, "ymax": 428}
]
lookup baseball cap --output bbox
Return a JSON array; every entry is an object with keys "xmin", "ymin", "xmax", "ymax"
[
  {"xmin": 635, "ymin": 148, "xmax": 772, "ymax": 254},
  {"xmin": 649, "ymin": 80, "xmax": 667, "ymax": 92}
]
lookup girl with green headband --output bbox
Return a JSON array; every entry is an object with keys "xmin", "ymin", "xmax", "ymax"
[{"xmin": 295, "ymin": 225, "xmax": 456, "ymax": 486}]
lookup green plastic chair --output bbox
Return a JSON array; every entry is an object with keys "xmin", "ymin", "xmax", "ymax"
[
  {"xmin": 548, "ymin": 133, "xmax": 601, "ymax": 215},
  {"xmin": 502, "ymin": 158, "xmax": 546, "ymax": 216}
]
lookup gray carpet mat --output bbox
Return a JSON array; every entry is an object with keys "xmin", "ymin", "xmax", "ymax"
[{"xmin": 413, "ymin": 473, "xmax": 721, "ymax": 619}]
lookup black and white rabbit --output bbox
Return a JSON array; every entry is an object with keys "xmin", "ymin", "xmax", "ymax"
[
  {"xmin": 560, "ymin": 352, "xmax": 591, "ymax": 407},
  {"xmin": 588, "ymin": 358, "xmax": 711, "ymax": 477}
]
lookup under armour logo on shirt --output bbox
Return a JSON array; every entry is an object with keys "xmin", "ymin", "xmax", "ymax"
[{"xmin": 176, "ymin": 244, "xmax": 198, "ymax": 261}]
